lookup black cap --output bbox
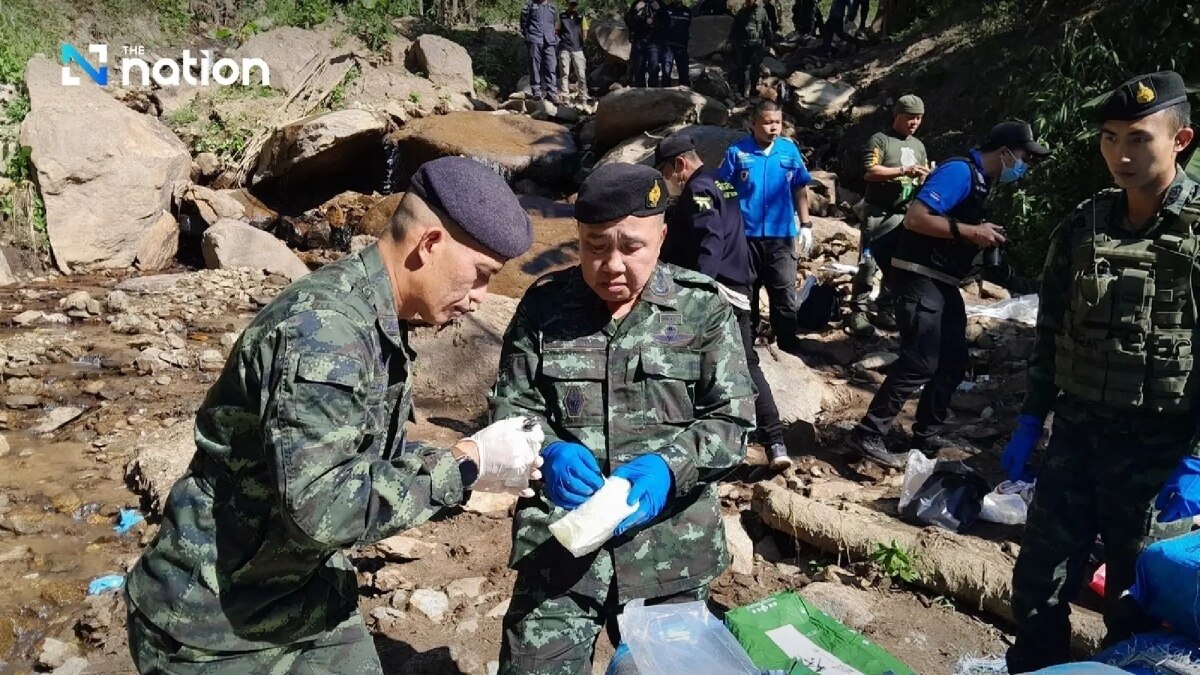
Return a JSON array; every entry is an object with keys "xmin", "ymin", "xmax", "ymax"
[
  {"xmin": 653, "ymin": 134, "xmax": 696, "ymax": 167},
  {"xmin": 408, "ymin": 156, "xmax": 533, "ymax": 260},
  {"xmin": 1100, "ymin": 70, "xmax": 1189, "ymax": 122},
  {"xmin": 576, "ymin": 163, "xmax": 670, "ymax": 224},
  {"xmin": 980, "ymin": 121, "xmax": 1051, "ymax": 158}
]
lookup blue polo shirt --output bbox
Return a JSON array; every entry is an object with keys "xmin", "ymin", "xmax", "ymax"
[
  {"xmin": 717, "ymin": 136, "xmax": 812, "ymax": 239},
  {"xmin": 916, "ymin": 150, "xmax": 986, "ymax": 215}
]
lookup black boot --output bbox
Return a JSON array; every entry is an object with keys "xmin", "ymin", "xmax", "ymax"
[{"xmin": 847, "ymin": 430, "xmax": 906, "ymax": 469}]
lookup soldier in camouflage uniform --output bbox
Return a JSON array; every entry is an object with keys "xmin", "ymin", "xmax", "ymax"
[
  {"xmin": 1004, "ymin": 71, "xmax": 1200, "ymax": 672},
  {"xmin": 124, "ymin": 157, "xmax": 546, "ymax": 673},
  {"xmin": 492, "ymin": 163, "xmax": 756, "ymax": 674}
]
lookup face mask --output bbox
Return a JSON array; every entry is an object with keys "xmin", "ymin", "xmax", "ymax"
[{"xmin": 999, "ymin": 151, "xmax": 1028, "ymax": 184}]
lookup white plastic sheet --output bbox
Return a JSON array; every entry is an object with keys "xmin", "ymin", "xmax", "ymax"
[
  {"xmin": 619, "ymin": 599, "xmax": 759, "ymax": 674},
  {"xmin": 965, "ymin": 294, "xmax": 1040, "ymax": 326}
]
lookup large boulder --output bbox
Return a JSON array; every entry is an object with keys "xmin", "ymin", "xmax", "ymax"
[
  {"xmin": 690, "ymin": 15, "xmax": 734, "ymax": 58},
  {"xmin": 786, "ymin": 71, "xmax": 857, "ymax": 120},
  {"xmin": 595, "ymin": 124, "xmax": 743, "ymax": 170},
  {"xmin": 184, "ymin": 185, "xmax": 247, "ymax": 227},
  {"xmin": 20, "ymin": 56, "xmax": 191, "ymax": 273},
  {"xmin": 388, "ymin": 112, "xmax": 578, "ymax": 188},
  {"xmin": 594, "ymin": 87, "xmax": 728, "ymax": 149},
  {"xmin": 408, "ymin": 34, "xmax": 474, "ymax": 95},
  {"xmin": 345, "ymin": 67, "xmax": 472, "ymax": 115},
  {"xmin": 135, "ymin": 212, "xmax": 181, "ymax": 271},
  {"xmin": 235, "ymin": 27, "xmax": 355, "ymax": 95},
  {"xmin": 251, "ymin": 109, "xmax": 389, "ymax": 186},
  {"xmin": 592, "ymin": 20, "xmax": 631, "ymax": 62},
  {"xmin": 488, "ymin": 195, "xmax": 578, "ymax": 300},
  {"xmin": 201, "ymin": 219, "xmax": 310, "ymax": 281},
  {"xmin": 756, "ymin": 346, "xmax": 839, "ymax": 429}
]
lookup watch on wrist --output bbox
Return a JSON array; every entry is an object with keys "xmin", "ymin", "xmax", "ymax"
[
  {"xmin": 800, "ymin": 221, "xmax": 814, "ymax": 229},
  {"xmin": 947, "ymin": 217, "xmax": 961, "ymax": 240},
  {"xmin": 456, "ymin": 453, "xmax": 479, "ymax": 490}
]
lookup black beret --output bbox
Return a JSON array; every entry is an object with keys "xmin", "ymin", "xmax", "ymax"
[
  {"xmin": 408, "ymin": 156, "xmax": 533, "ymax": 260},
  {"xmin": 980, "ymin": 121, "xmax": 1051, "ymax": 158},
  {"xmin": 1101, "ymin": 70, "xmax": 1188, "ymax": 122},
  {"xmin": 654, "ymin": 134, "xmax": 696, "ymax": 167},
  {"xmin": 575, "ymin": 163, "xmax": 670, "ymax": 224}
]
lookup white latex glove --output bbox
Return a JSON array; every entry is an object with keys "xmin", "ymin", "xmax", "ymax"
[
  {"xmin": 796, "ymin": 225, "xmax": 814, "ymax": 259},
  {"xmin": 466, "ymin": 416, "xmax": 545, "ymax": 498}
]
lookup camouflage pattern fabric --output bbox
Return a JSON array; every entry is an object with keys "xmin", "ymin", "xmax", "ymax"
[
  {"xmin": 124, "ymin": 243, "xmax": 465, "ymax": 664},
  {"xmin": 491, "ymin": 262, "xmax": 755, "ymax": 672},
  {"xmin": 1009, "ymin": 169, "xmax": 1200, "ymax": 671}
]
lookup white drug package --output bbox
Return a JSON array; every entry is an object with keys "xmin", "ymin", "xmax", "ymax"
[{"xmin": 549, "ymin": 477, "xmax": 639, "ymax": 558}]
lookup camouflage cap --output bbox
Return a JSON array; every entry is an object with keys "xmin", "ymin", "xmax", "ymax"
[
  {"xmin": 408, "ymin": 156, "xmax": 533, "ymax": 260},
  {"xmin": 1101, "ymin": 70, "xmax": 1188, "ymax": 122}
]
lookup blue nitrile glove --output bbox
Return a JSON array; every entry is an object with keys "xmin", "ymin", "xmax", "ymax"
[
  {"xmin": 1155, "ymin": 456, "xmax": 1200, "ymax": 523},
  {"xmin": 541, "ymin": 441, "xmax": 605, "ymax": 510},
  {"xmin": 612, "ymin": 454, "xmax": 672, "ymax": 536},
  {"xmin": 1001, "ymin": 414, "xmax": 1043, "ymax": 483}
]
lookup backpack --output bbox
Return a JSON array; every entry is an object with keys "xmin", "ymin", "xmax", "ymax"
[{"xmin": 795, "ymin": 277, "xmax": 841, "ymax": 330}]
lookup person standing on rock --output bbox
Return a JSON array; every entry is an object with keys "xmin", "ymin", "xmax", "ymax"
[
  {"xmin": 718, "ymin": 98, "xmax": 814, "ymax": 352},
  {"xmin": 1004, "ymin": 71, "xmax": 1200, "ymax": 673},
  {"xmin": 656, "ymin": 134, "xmax": 792, "ymax": 471},
  {"xmin": 817, "ymin": 0, "xmax": 863, "ymax": 56},
  {"xmin": 557, "ymin": 0, "xmax": 590, "ymax": 101},
  {"xmin": 792, "ymin": 0, "xmax": 824, "ymax": 39},
  {"xmin": 124, "ymin": 157, "xmax": 546, "ymax": 673},
  {"xmin": 492, "ymin": 163, "xmax": 755, "ymax": 674},
  {"xmin": 729, "ymin": 0, "xmax": 772, "ymax": 98},
  {"xmin": 845, "ymin": 122, "xmax": 1049, "ymax": 468},
  {"xmin": 522, "ymin": 0, "xmax": 561, "ymax": 103},
  {"xmin": 846, "ymin": 94, "xmax": 930, "ymax": 337},
  {"xmin": 661, "ymin": 0, "xmax": 692, "ymax": 87},
  {"xmin": 626, "ymin": 0, "xmax": 669, "ymax": 87}
]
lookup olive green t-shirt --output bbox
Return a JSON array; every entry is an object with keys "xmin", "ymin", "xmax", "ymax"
[{"xmin": 862, "ymin": 128, "xmax": 928, "ymax": 209}]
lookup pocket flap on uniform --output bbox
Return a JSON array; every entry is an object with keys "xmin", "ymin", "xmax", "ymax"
[
  {"xmin": 640, "ymin": 346, "xmax": 702, "ymax": 380},
  {"xmin": 541, "ymin": 351, "xmax": 607, "ymax": 380},
  {"xmin": 294, "ymin": 353, "xmax": 363, "ymax": 389}
]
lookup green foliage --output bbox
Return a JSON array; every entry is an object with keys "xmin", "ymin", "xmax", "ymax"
[
  {"xmin": 0, "ymin": 1, "xmax": 63, "ymax": 86},
  {"xmin": 344, "ymin": 0, "xmax": 422, "ymax": 50},
  {"xmin": 409, "ymin": 91, "xmax": 422, "ymax": 104},
  {"xmin": 3, "ymin": 95, "xmax": 30, "ymax": 125},
  {"xmin": 264, "ymin": 0, "xmax": 334, "ymax": 28},
  {"xmin": 1, "ymin": 144, "xmax": 47, "ymax": 250},
  {"xmin": 869, "ymin": 541, "xmax": 920, "ymax": 583},
  {"xmin": 325, "ymin": 63, "xmax": 361, "ymax": 110}
]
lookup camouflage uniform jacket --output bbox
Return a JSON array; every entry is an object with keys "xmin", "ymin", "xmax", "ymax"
[
  {"xmin": 125, "ymin": 244, "xmax": 465, "ymax": 651},
  {"xmin": 1023, "ymin": 169, "xmax": 1200, "ymax": 444},
  {"xmin": 491, "ymin": 263, "xmax": 755, "ymax": 603}
]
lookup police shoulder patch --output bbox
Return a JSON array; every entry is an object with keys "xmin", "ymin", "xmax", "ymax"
[{"xmin": 693, "ymin": 194, "xmax": 714, "ymax": 211}]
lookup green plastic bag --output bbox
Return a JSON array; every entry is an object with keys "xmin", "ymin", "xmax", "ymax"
[{"xmin": 724, "ymin": 592, "xmax": 914, "ymax": 675}]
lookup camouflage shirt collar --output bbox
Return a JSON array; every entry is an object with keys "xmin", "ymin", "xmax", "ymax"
[
  {"xmin": 638, "ymin": 263, "xmax": 680, "ymax": 310},
  {"xmin": 360, "ymin": 244, "xmax": 405, "ymax": 348},
  {"xmin": 1114, "ymin": 167, "xmax": 1199, "ymax": 235}
]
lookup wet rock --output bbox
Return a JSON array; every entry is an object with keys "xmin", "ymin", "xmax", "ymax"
[
  {"xmin": 359, "ymin": 194, "xmax": 402, "ymax": 238},
  {"xmin": 377, "ymin": 535, "xmax": 438, "ymax": 561},
  {"xmin": 388, "ymin": 112, "xmax": 578, "ymax": 188},
  {"xmin": 799, "ymin": 582, "xmax": 877, "ymax": 631},
  {"xmin": 409, "ymin": 34, "xmax": 475, "ymax": 95},
  {"xmin": 723, "ymin": 513, "xmax": 755, "ymax": 575},
  {"xmin": 22, "ymin": 56, "xmax": 190, "ymax": 273},
  {"xmin": 409, "ymin": 588, "xmax": 450, "ymax": 622},
  {"xmin": 410, "ymin": 295, "xmax": 519, "ymax": 416},
  {"xmin": 37, "ymin": 637, "xmax": 80, "ymax": 670},
  {"xmin": 202, "ymin": 219, "xmax": 310, "ymax": 281},
  {"xmin": 446, "ymin": 576, "xmax": 486, "ymax": 602},
  {"xmin": 594, "ymin": 87, "xmax": 728, "ymax": 148},
  {"xmin": 59, "ymin": 290, "xmax": 95, "ymax": 313},
  {"xmin": 31, "ymin": 405, "xmax": 87, "ymax": 435}
]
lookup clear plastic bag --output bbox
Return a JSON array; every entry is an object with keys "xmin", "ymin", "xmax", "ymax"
[
  {"xmin": 899, "ymin": 450, "xmax": 938, "ymax": 511},
  {"xmin": 978, "ymin": 480, "xmax": 1034, "ymax": 525},
  {"xmin": 618, "ymin": 599, "xmax": 759, "ymax": 675}
]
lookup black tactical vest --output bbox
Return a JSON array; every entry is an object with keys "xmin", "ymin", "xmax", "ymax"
[
  {"xmin": 1054, "ymin": 188, "xmax": 1200, "ymax": 414},
  {"xmin": 891, "ymin": 156, "xmax": 990, "ymax": 285}
]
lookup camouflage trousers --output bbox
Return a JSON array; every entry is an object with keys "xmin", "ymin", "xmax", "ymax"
[
  {"xmin": 1007, "ymin": 413, "xmax": 1191, "ymax": 672},
  {"xmin": 127, "ymin": 603, "xmax": 382, "ymax": 674},
  {"xmin": 499, "ymin": 572, "xmax": 708, "ymax": 675},
  {"xmin": 849, "ymin": 206, "xmax": 904, "ymax": 312}
]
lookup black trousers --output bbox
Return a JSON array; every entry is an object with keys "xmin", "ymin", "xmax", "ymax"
[
  {"xmin": 747, "ymin": 237, "xmax": 799, "ymax": 347},
  {"xmin": 731, "ymin": 292, "xmax": 784, "ymax": 446},
  {"xmin": 858, "ymin": 271, "xmax": 967, "ymax": 442},
  {"xmin": 662, "ymin": 43, "xmax": 690, "ymax": 86},
  {"xmin": 629, "ymin": 40, "xmax": 662, "ymax": 87}
]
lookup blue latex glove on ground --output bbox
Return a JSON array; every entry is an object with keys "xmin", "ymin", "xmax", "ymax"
[
  {"xmin": 1155, "ymin": 456, "xmax": 1200, "ymax": 523},
  {"xmin": 540, "ymin": 441, "xmax": 605, "ymax": 509},
  {"xmin": 612, "ymin": 454, "xmax": 672, "ymax": 536},
  {"xmin": 1001, "ymin": 414, "xmax": 1043, "ymax": 482}
]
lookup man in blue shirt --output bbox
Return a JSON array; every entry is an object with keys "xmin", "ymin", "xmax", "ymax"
[
  {"xmin": 847, "ymin": 122, "xmax": 1048, "ymax": 468},
  {"xmin": 718, "ymin": 99, "xmax": 813, "ymax": 352},
  {"xmin": 657, "ymin": 133, "xmax": 792, "ymax": 470}
]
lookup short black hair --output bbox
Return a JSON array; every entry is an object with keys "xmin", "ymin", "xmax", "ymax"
[
  {"xmin": 1163, "ymin": 100, "xmax": 1193, "ymax": 133},
  {"xmin": 753, "ymin": 98, "xmax": 782, "ymax": 120}
]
